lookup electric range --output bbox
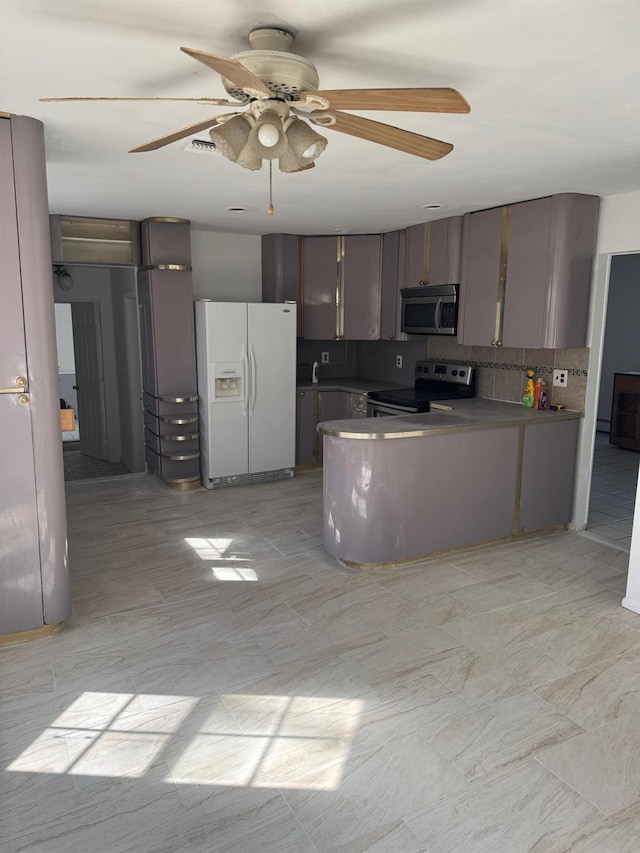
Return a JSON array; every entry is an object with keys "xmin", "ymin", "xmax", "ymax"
[{"xmin": 367, "ymin": 361, "xmax": 475, "ymax": 416}]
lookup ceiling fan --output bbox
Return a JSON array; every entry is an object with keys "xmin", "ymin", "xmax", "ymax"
[{"xmin": 42, "ymin": 26, "xmax": 470, "ymax": 177}]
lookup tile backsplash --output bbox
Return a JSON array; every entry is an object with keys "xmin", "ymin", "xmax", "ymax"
[
  {"xmin": 296, "ymin": 336, "xmax": 589, "ymax": 412},
  {"xmin": 426, "ymin": 337, "xmax": 589, "ymax": 411}
]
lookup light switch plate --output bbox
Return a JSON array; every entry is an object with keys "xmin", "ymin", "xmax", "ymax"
[{"xmin": 553, "ymin": 368, "xmax": 568, "ymax": 387}]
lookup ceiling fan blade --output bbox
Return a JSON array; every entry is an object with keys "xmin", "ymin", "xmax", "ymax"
[
  {"xmin": 129, "ymin": 116, "xmax": 225, "ymax": 153},
  {"xmin": 315, "ymin": 111, "xmax": 453, "ymax": 161},
  {"xmin": 40, "ymin": 97, "xmax": 238, "ymax": 105},
  {"xmin": 180, "ymin": 47, "xmax": 272, "ymax": 99},
  {"xmin": 301, "ymin": 88, "xmax": 469, "ymax": 114}
]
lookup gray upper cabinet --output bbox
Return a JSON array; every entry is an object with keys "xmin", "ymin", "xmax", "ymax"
[
  {"xmin": 379, "ymin": 230, "xmax": 407, "ymax": 341},
  {"xmin": 302, "ymin": 236, "xmax": 339, "ymax": 339},
  {"xmin": 404, "ymin": 217, "xmax": 462, "ymax": 288},
  {"xmin": 262, "ymin": 234, "xmax": 303, "ymax": 336},
  {"xmin": 458, "ymin": 193, "xmax": 599, "ymax": 349},
  {"xmin": 342, "ymin": 235, "xmax": 382, "ymax": 340},
  {"xmin": 302, "ymin": 235, "xmax": 382, "ymax": 340}
]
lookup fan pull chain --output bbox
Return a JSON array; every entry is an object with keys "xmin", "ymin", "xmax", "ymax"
[{"xmin": 267, "ymin": 160, "xmax": 274, "ymax": 216}]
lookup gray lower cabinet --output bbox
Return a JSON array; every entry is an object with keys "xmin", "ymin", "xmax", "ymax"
[
  {"xmin": 296, "ymin": 388, "xmax": 363, "ymax": 465},
  {"xmin": 296, "ymin": 389, "xmax": 317, "ymax": 466},
  {"xmin": 458, "ymin": 193, "xmax": 599, "ymax": 349}
]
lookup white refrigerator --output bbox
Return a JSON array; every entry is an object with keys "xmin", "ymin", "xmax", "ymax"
[{"xmin": 195, "ymin": 301, "xmax": 297, "ymax": 488}]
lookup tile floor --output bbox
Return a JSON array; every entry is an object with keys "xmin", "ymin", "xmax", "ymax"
[
  {"xmin": 63, "ymin": 449, "xmax": 130, "ymax": 481},
  {"xmin": 587, "ymin": 431, "xmax": 639, "ymax": 549},
  {"xmin": 1, "ymin": 471, "xmax": 640, "ymax": 852}
]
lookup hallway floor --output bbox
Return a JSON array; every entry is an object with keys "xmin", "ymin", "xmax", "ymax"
[
  {"xmin": 588, "ymin": 431, "xmax": 639, "ymax": 549},
  {"xmin": 1, "ymin": 472, "xmax": 639, "ymax": 852},
  {"xmin": 63, "ymin": 450, "xmax": 130, "ymax": 481}
]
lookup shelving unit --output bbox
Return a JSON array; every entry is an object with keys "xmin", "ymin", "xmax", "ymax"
[
  {"xmin": 50, "ymin": 215, "xmax": 141, "ymax": 265},
  {"xmin": 610, "ymin": 372, "xmax": 640, "ymax": 451}
]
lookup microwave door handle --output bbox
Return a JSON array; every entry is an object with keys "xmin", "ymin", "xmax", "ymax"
[{"xmin": 434, "ymin": 298, "xmax": 443, "ymax": 332}]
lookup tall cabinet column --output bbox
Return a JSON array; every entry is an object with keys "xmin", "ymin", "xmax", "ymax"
[
  {"xmin": 138, "ymin": 218, "xmax": 200, "ymax": 490},
  {"xmin": 0, "ymin": 113, "xmax": 70, "ymax": 637}
]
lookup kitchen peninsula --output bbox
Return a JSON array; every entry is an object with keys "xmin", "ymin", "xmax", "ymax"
[{"xmin": 318, "ymin": 400, "xmax": 581, "ymax": 567}]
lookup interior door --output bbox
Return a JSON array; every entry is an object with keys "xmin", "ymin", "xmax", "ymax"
[
  {"xmin": 0, "ymin": 118, "xmax": 43, "ymax": 634},
  {"xmin": 247, "ymin": 303, "xmax": 296, "ymax": 473},
  {"xmin": 72, "ymin": 302, "xmax": 108, "ymax": 460}
]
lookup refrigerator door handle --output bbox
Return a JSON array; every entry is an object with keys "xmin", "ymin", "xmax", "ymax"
[
  {"xmin": 242, "ymin": 343, "xmax": 250, "ymax": 417},
  {"xmin": 249, "ymin": 344, "xmax": 257, "ymax": 416}
]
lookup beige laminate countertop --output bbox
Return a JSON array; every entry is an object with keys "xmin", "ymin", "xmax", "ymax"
[
  {"xmin": 296, "ymin": 377, "xmax": 407, "ymax": 395},
  {"xmin": 317, "ymin": 398, "xmax": 581, "ymax": 439}
]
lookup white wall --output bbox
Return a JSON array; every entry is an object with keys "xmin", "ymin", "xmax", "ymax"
[
  {"xmin": 597, "ymin": 253, "xmax": 640, "ymax": 429},
  {"xmin": 53, "ymin": 266, "xmax": 121, "ymax": 462},
  {"xmin": 191, "ymin": 228, "xmax": 262, "ymax": 302},
  {"xmin": 54, "ymin": 304, "xmax": 75, "ymax": 373}
]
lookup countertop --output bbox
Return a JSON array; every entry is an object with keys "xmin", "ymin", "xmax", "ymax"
[
  {"xmin": 317, "ymin": 398, "xmax": 581, "ymax": 439},
  {"xmin": 296, "ymin": 377, "xmax": 407, "ymax": 394}
]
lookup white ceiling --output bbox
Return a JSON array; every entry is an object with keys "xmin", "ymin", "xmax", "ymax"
[{"xmin": 2, "ymin": 0, "xmax": 639, "ymax": 235}]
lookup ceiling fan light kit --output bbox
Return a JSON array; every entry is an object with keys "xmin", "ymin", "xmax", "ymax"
[{"xmin": 41, "ymin": 26, "xmax": 470, "ymax": 212}]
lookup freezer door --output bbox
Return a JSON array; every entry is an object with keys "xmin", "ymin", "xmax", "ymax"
[
  {"xmin": 196, "ymin": 302, "xmax": 249, "ymax": 480},
  {"xmin": 247, "ymin": 303, "xmax": 296, "ymax": 473}
]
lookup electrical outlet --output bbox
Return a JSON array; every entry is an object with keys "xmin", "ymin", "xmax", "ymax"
[
  {"xmin": 321, "ymin": 352, "xmax": 329, "ymax": 364},
  {"xmin": 553, "ymin": 368, "xmax": 568, "ymax": 388},
  {"xmin": 396, "ymin": 355, "xmax": 403, "ymax": 368}
]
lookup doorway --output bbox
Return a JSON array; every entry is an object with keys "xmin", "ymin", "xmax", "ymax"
[
  {"xmin": 53, "ymin": 265, "xmax": 145, "ymax": 481},
  {"xmin": 586, "ymin": 253, "xmax": 640, "ymax": 548}
]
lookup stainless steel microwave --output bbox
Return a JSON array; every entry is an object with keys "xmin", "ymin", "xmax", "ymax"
[{"xmin": 400, "ymin": 284, "xmax": 458, "ymax": 335}]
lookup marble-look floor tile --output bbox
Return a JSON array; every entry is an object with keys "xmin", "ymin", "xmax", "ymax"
[
  {"xmin": 536, "ymin": 647, "xmax": 640, "ymax": 729},
  {"xmin": 429, "ymin": 691, "xmax": 582, "ymax": 782},
  {"xmin": 406, "ymin": 760, "xmax": 601, "ymax": 853},
  {"xmin": 525, "ymin": 615, "xmax": 640, "ymax": 670},
  {"xmin": 374, "ymin": 560, "xmax": 481, "ymax": 599},
  {"xmin": 0, "ymin": 657, "xmax": 55, "ymax": 696},
  {"xmin": 448, "ymin": 573, "xmax": 554, "ymax": 612},
  {"xmin": 537, "ymin": 711, "xmax": 640, "ymax": 814},
  {"xmin": 427, "ymin": 640, "xmax": 572, "ymax": 706},
  {"xmin": 185, "ymin": 789, "xmax": 317, "ymax": 853},
  {"xmin": 441, "ymin": 602, "xmax": 561, "ymax": 654},
  {"xmin": 550, "ymin": 798, "xmax": 640, "ymax": 852},
  {"xmin": 338, "ymin": 626, "xmax": 464, "ymax": 691},
  {"xmin": 283, "ymin": 731, "xmax": 465, "ymax": 853}
]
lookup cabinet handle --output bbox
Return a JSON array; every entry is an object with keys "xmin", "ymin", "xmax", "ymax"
[
  {"xmin": 334, "ymin": 334, "xmax": 339, "ymax": 340},
  {"xmin": 496, "ymin": 340, "xmax": 502, "ymax": 346},
  {"xmin": 299, "ymin": 391, "xmax": 305, "ymax": 396},
  {"xmin": 389, "ymin": 335, "xmax": 395, "ymax": 339}
]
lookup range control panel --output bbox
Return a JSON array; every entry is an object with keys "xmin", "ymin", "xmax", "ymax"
[{"xmin": 414, "ymin": 361, "xmax": 474, "ymax": 387}]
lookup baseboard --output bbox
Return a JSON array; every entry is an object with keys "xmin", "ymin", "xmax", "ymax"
[{"xmin": 621, "ymin": 596, "xmax": 640, "ymax": 615}]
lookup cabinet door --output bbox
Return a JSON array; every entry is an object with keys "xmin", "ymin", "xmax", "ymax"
[
  {"xmin": 302, "ymin": 236, "xmax": 339, "ymax": 339},
  {"xmin": 458, "ymin": 208, "xmax": 504, "ymax": 346},
  {"xmin": 318, "ymin": 390, "xmax": 352, "ymax": 422},
  {"xmin": 148, "ymin": 269, "xmax": 197, "ymax": 395},
  {"xmin": 404, "ymin": 218, "xmax": 462, "ymax": 288},
  {"xmin": 296, "ymin": 389, "xmax": 316, "ymax": 465},
  {"xmin": 342, "ymin": 234, "xmax": 382, "ymax": 340},
  {"xmin": 501, "ymin": 197, "xmax": 552, "ymax": 349},
  {"xmin": 379, "ymin": 231, "xmax": 402, "ymax": 340},
  {"xmin": 262, "ymin": 235, "xmax": 301, "ymax": 298}
]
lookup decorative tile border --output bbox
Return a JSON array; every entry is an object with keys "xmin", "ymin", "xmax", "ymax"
[{"xmin": 426, "ymin": 358, "xmax": 588, "ymax": 376}]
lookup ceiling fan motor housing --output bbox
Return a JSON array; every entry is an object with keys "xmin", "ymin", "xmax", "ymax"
[{"xmin": 224, "ymin": 50, "xmax": 320, "ymax": 102}]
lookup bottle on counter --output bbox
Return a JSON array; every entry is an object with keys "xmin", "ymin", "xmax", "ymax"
[
  {"xmin": 538, "ymin": 379, "xmax": 548, "ymax": 409},
  {"xmin": 522, "ymin": 369, "xmax": 535, "ymax": 407},
  {"xmin": 312, "ymin": 361, "xmax": 319, "ymax": 384},
  {"xmin": 534, "ymin": 377, "xmax": 543, "ymax": 409}
]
